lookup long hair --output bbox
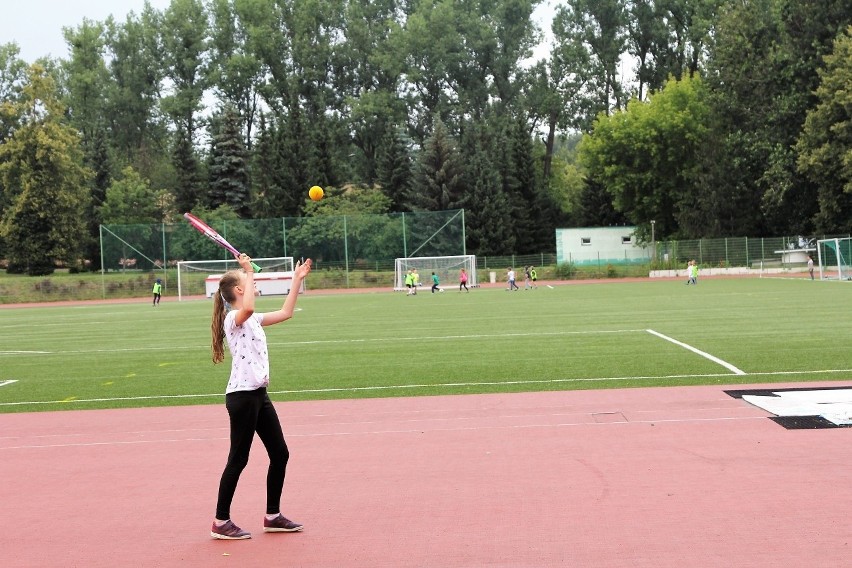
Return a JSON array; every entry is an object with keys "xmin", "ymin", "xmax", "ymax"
[{"xmin": 211, "ymin": 270, "xmax": 243, "ymax": 364}]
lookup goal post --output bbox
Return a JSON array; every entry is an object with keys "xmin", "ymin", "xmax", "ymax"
[
  {"xmin": 393, "ymin": 255, "xmax": 477, "ymax": 291},
  {"xmin": 816, "ymin": 238, "xmax": 852, "ymax": 281},
  {"xmin": 177, "ymin": 257, "xmax": 294, "ymax": 301}
]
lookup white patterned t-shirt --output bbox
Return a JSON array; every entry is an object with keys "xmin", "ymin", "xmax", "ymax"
[{"xmin": 224, "ymin": 310, "xmax": 269, "ymax": 393}]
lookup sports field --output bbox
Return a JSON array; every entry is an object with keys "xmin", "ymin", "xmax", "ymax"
[{"xmin": 1, "ymin": 277, "xmax": 849, "ymax": 413}]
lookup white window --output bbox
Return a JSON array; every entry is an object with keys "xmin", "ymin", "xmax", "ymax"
[
  {"xmin": 622, "ymin": 236, "xmax": 632, "ymax": 245},
  {"xmin": 581, "ymin": 237, "xmax": 591, "ymax": 246}
]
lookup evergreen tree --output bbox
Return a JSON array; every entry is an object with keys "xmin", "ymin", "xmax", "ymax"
[
  {"xmin": 250, "ymin": 112, "xmax": 284, "ymax": 218},
  {"xmin": 460, "ymin": 122, "xmax": 514, "ymax": 255},
  {"xmin": 171, "ymin": 127, "xmax": 202, "ymax": 213},
  {"xmin": 376, "ymin": 126, "xmax": 413, "ymax": 212},
  {"xmin": 84, "ymin": 125, "xmax": 112, "ymax": 270},
  {"xmin": 504, "ymin": 114, "xmax": 549, "ymax": 253},
  {"xmin": 577, "ymin": 178, "xmax": 627, "ymax": 228},
  {"xmin": 278, "ymin": 104, "xmax": 318, "ymax": 216},
  {"xmin": 208, "ymin": 105, "xmax": 250, "ymax": 217},
  {"xmin": 408, "ymin": 117, "xmax": 465, "ymax": 211}
]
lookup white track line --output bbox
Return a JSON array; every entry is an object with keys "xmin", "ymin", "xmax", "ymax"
[
  {"xmin": 646, "ymin": 329, "xmax": 746, "ymax": 375},
  {"xmin": 0, "ymin": 416, "xmax": 769, "ymax": 450}
]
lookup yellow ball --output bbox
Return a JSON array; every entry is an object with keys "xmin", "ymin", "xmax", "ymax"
[{"xmin": 309, "ymin": 185, "xmax": 324, "ymax": 201}]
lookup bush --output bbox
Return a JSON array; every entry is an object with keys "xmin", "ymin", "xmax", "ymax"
[{"xmin": 554, "ymin": 262, "xmax": 576, "ymax": 279}]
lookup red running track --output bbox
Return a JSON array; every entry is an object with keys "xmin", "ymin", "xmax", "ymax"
[{"xmin": 1, "ymin": 383, "xmax": 850, "ymax": 567}]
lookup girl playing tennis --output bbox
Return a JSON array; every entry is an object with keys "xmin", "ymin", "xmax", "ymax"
[{"xmin": 210, "ymin": 253, "xmax": 312, "ymax": 540}]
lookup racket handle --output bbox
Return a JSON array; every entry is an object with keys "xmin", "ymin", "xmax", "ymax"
[{"xmin": 250, "ymin": 261, "xmax": 263, "ymax": 273}]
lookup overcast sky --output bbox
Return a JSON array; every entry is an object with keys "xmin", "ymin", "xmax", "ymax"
[
  {"xmin": 0, "ymin": 0, "xmax": 171, "ymax": 63},
  {"xmin": 1, "ymin": 0, "xmax": 555, "ymax": 64}
]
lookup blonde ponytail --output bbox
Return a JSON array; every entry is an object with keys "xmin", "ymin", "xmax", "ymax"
[{"xmin": 210, "ymin": 270, "xmax": 242, "ymax": 364}]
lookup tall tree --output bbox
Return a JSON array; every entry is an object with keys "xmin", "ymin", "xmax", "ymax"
[
  {"xmin": 103, "ymin": 7, "xmax": 167, "ymax": 170},
  {"xmin": 171, "ymin": 127, "xmax": 202, "ymax": 213},
  {"xmin": 62, "ymin": 20, "xmax": 113, "ymax": 269},
  {"xmin": 556, "ymin": 0, "xmax": 629, "ymax": 118},
  {"xmin": 376, "ymin": 126, "xmax": 413, "ymax": 212},
  {"xmin": 703, "ymin": 0, "xmax": 852, "ymax": 236},
  {"xmin": 249, "ymin": 112, "xmax": 283, "ymax": 218},
  {"xmin": 0, "ymin": 65, "xmax": 92, "ymax": 274},
  {"xmin": 208, "ymin": 105, "xmax": 250, "ymax": 216},
  {"xmin": 0, "ymin": 44, "xmax": 29, "ymax": 144},
  {"xmin": 160, "ymin": 0, "xmax": 208, "ymax": 140},
  {"xmin": 796, "ymin": 26, "xmax": 852, "ymax": 233},
  {"xmin": 579, "ymin": 74, "xmax": 709, "ymax": 238},
  {"xmin": 99, "ymin": 166, "xmax": 163, "ymax": 224},
  {"xmin": 339, "ymin": 0, "xmax": 407, "ymax": 185},
  {"xmin": 408, "ymin": 117, "xmax": 465, "ymax": 211},
  {"xmin": 208, "ymin": 0, "xmax": 262, "ymax": 148},
  {"xmin": 508, "ymin": 113, "xmax": 552, "ymax": 252},
  {"xmin": 459, "ymin": 121, "xmax": 514, "ymax": 255},
  {"xmin": 402, "ymin": 0, "xmax": 466, "ymax": 139}
]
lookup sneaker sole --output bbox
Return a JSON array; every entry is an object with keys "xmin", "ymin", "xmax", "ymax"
[
  {"xmin": 263, "ymin": 526, "xmax": 303, "ymax": 533},
  {"xmin": 211, "ymin": 532, "xmax": 251, "ymax": 540}
]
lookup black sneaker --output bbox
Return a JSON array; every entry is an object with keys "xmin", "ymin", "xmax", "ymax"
[{"xmin": 263, "ymin": 514, "xmax": 303, "ymax": 532}]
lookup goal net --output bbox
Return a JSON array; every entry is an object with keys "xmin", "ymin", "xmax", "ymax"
[
  {"xmin": 816, "ymin": 238, "xmax": 852, "ymax": 280},
  {"xmin": 177, "ymin": 257, "xmax": 294, "ymax": 301},
  {"xmin": 393, "ymin": 255, "xmax": 477, "ymax": 291}
]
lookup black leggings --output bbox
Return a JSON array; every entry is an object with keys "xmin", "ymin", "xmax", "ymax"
[{"xmin": 216, "ymin": 388, "xmax": 289, "ymax": 520}]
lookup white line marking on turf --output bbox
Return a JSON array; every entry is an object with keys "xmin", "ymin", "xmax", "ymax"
[
  {"xmin": 0, "ymin": 351, "xmax": 51, "ymax": 355},
  {"xmin": 0, "ymin": 329, "xmax": 649, "ymax": 356},
  {"xmin": 0, "ymin": 380, "xmax": 18, "ymax": 387},
  {"xmin": 646, "ymin": 329, "xmax": 746, "ymax": 375},
  {"xmin": 3, "ymin": 368, "xmax": 850, "ymax": 407}
]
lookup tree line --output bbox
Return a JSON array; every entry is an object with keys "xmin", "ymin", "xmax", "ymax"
[{"xmin": 0, "ymin": 0, "xmax": 849, "ymax": 275}]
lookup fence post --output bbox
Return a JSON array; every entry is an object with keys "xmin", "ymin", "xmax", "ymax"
[
  {"xmin": 282, "ymin": 218, "xmax": 287, "ymax": 257},
  {"xmin": 344, "ymin": 216, "xmax": 350, "ymax": 288},
  {"xmin": 745, "ymin": 236, "xmax": 749, "ymax": 267},
  {"xmin": 401, "ymin": 212, "xmax": 407, "ymax": 258}
]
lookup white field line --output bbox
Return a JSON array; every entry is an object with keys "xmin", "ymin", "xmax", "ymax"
[
  {"xmin": 646, "ymin": 329, "xmax": 746, "ymax": 375},
  {"xmin": 0, "ymin": 380, "xmax": 18, "ymax": 388},
  {"xmin": 0, "ymin": 329, "xmax": 648, "ymax": 356},
  {"xmin": 2, "ymin": 368, "xmax": 850, "ymax": 408},
  {"xmin": 0, "ymin": 351, "xmax": 50, "ymax": 355}
]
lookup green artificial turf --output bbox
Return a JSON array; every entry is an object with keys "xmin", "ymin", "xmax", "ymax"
[{"xmin": 1, "ymin": 277, "xmax": 849, "ymax": 413}]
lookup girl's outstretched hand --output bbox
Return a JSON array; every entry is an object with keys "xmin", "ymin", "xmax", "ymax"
[{"xmin": 294, "ymin": 258, "xmax": 312, "ymax": 279}]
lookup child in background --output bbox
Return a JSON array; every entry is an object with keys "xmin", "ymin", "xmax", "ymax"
[
  {"xmin": 686, "ymin": 260, "xmax": 698, "ymax": 285},
  {"xmin": 459, "ymin": 268, "xmax": 469, "ymax": 292},
  {"xmin": 431, "ymin": 271, "xmax": 443, "ymax": 293},
  {"xmin": 507, "ymin": 268, "xmax": 519, "ymax": 291},
  {"xmin": 152, "ymin": 278, "xmax": 162, "ymax": 306},
  {"xmin": 405, "ymin": 270, "xmax": 414, "ymax": 296}
]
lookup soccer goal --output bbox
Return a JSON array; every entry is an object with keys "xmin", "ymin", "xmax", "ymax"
[
  {"xmin": 177, "ymin": 257, "xmax": 295, "ymax": 301},
  {"xmin": 816, "ymin": 238, "xmax": 852, "ymax": 280},
  {"xmin": 393, "ymin": 255, "xmax": 477, "ymax": 291}
]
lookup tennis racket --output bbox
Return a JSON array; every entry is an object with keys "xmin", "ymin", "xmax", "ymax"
[{"xmin": 183, "ymin": 212, "xmax": 262, "ymax": 273}]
